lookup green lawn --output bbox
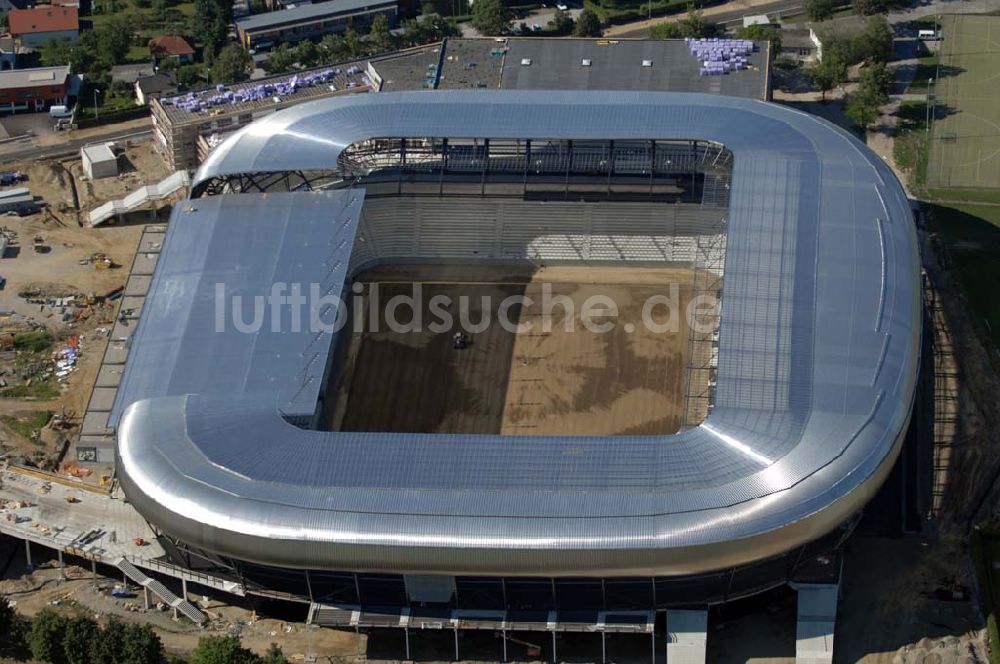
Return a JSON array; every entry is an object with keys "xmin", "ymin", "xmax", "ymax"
[
  {"xmin": 89, "ymin": 0, "xmax": 196, "ymax": 62},
  {"xmin": 906, "ymin": 54, "xmax": 938, "ymax": 94},
  {"xmin": 0, "ymin": 411, "xmax": 53, "ymax": 441},
  {"xmin": 926, "ymin": 203, "xmax": 1000, "ymax": 349},
  {"xmin": 893, "ymin": 101, "xmax": 930, "ymax": 191}
]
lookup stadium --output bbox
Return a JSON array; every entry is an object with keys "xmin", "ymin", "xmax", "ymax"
[{"xmin": 112, "ymin": 89, "xmax": 920, "ymax": 633}]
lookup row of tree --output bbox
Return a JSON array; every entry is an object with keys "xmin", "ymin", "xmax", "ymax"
[
  {"xmin": 0, "ymin": 595, "xmax": 292, "ymax": 664},
  {"xmin": 262, "ymin": 14, "xmax": 461, "ymax": 76}
]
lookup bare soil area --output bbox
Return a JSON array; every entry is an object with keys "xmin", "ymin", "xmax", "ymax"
[
  {"xmin": 0, "ymin": 143, "xmax": 164, "ymax": 476},
  {"xmin": 328, "ymin": 264, "xmax": 696, "ymax": 437}
]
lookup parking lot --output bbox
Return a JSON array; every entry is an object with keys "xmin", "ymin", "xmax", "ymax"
[{"xmin": 0, "ymin": 112, "xmax": 61, "ymax": 140}]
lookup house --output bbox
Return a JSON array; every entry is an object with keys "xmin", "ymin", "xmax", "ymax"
[
  {"xmin": 135, "ymin": 72, "xmax": 178, "ymax": 105},
  {"xmin": 111, "ymin": 62, "xmax": 156, "ymax": 85},
  {"xmin": 235, "ymin": 0, "xmax": 397, "ymax": 50},
  {"xmin": 0, "ymin": 65, "xmax": 71, "ymax": 113},
  {"xmin": 7, "ymin": 7, "xmax": 79, "ymax": 48},
  {"xmin": 780, "ymin": 27, "xmax": 819, "ymax": 62},
  {"xmin": 806, "ymin": 15, "xmax": 867, "ymax": 61},
  {"xmin": 148, "ymin": 35, "xmax": 195, "ymax": 65}
]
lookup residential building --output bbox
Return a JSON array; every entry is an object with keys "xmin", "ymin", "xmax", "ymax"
[
  {"xmin": 8, "ymin": 6, "xmax": 79, "ymax": 48},
  {"xmin": 135, "ymin": 72, "xmax": 178, "ymax": 105},
  {"xmin": 806, "ymin": 15, "xmax": 867, "ymax": 61},
  {"xmin": 0, "ymin": 64, "xmax": 70, "ymax": 113},
  {"xmin": 148, "ymin": 35, "xmax": 195, "ymax": 65},
  {"xmin": 111, "ymin": 62, "xmax": 156, "ymax": 84},
  {"xmin": 235, "ymin": 0, "xmax": 397, "ymax": 50},
  {"xmin": 780, "ymin": 28, "xmax": 818, "ymax": 62}
]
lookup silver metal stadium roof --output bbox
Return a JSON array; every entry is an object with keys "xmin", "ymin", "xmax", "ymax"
[{"xmin": 116, "ymin": 90, "xmax": 920, "ymax": 576}]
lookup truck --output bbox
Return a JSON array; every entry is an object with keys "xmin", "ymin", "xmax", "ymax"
[{"xmin": 48, "ymin": 105, "xmax": 73, "ymax": 118}]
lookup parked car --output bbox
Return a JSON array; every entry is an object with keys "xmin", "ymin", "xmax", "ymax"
[{"xmin": 49, "ymin": 105, "xmax": 73, "ymax": 118}]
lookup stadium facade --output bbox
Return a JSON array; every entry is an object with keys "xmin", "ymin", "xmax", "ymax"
[{"xmin": 114, "ymin": 90, "xmax": 920, "ymax": 614}]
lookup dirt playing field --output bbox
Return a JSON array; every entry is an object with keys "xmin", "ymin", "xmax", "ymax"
[{"xmin": 326, "ymin": 263, "xmax": 700, "ymax": 437}]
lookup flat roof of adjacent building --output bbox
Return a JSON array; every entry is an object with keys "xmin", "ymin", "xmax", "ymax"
[
  {"xmin": 81, "ymin": 142, "xmax": 115, "ymax": 163},
  {"xmin": 0, "ymin": 65, "xmax": 69, "ymax": 90},
  {"xmin": 436, "ymin": 38, "xmax": 505, "ymax": 89},
  {"xmin": 371, "ymin": 44, "xmax": 443, "ymax": 91},
  {"xmin": 235, "ymin": 0, "xmax": 395, "ymax": 34},
  {"xmin": 155, "ymin": 38, "xmax": 770, "ymax": 130},
  {"xmin": 8, "ymin": 6, "xmax": 78, "ymax": 34},
  {"xmin": 499, "ymin": 39, "xmax": 768, "ymax": 98}
]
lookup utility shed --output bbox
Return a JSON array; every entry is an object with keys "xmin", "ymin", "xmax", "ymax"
[{"xmin": 81, "ymin": 143, "xmax": 118, "ymax": 180}]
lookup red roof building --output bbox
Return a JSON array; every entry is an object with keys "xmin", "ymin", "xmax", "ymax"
[
  {"xmin": 148, "ymin": 35, "xmax": 195, "ymax": 63},
  {"xmin": 8, "ymin": 7, "xmax": 79, "ymax": 47}
]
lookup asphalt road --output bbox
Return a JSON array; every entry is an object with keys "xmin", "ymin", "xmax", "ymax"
[
  {"xmin": 612, "ymin": 0, "xmax": 805, "ymax": 36},
  {"xmin": 0, "ymin": 128, "xmax": 153, "ymax": 165}
]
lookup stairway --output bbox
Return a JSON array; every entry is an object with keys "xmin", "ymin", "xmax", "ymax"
[{"xmin": 116, "ymin": 557, "xmax": 207, "ymax": 624}]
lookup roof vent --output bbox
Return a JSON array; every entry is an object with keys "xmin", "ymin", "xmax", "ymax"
[
  {"xmin": 520, "ymin": 58, "xmax": 532, "ymax": 66},
  {"xmin": 581, "ymin": 58, "xmax": 592, "ymax": 66},
  {"xmin": 642, "ymin": 59, "xmax": 653, "ymax": 67}
]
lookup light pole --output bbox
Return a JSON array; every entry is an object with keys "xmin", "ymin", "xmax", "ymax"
[
  {"xmin": 93, "ymin": 88, "xmax": 100, "ymax": 121},
  {"xmin": 925, "ymin": 78, "xmax": 933, "ymax": 134}
]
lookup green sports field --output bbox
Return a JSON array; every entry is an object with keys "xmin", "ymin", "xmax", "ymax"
[{"xmin": 926, "ymin": 15, "xmax": 1000, "ymax": 191}]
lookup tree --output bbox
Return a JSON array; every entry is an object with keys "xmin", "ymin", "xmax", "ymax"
[
  {"xmin": 211, "ymin": 44, "xmax": 253, "ymax": 84},
  {"xmin": 574, "ymin": 8, "xmax": 602, "ymax": 37},
  {"xmin": 95, "ymin": 14, "xmax": 133, "ymax": 65},
  {"xmin": 368, "ymin": 13, "xmax": 395, "ymax": 52},
  {"xmin": 859, "ymin": 60, "xmax": 894, "ymax": 96},
  {"xmin": 63, "ymin": 616, "xmax": 100, "ymax": 664},
  {"xmin": 152, "ymin": 0, "xmax": 169, "ymax": 24},
  {"xmin": 738, "ymin": 23, "xmax": 780, "ymax": 52},
  {"xmin": 191, "ymin": 0, "xmax": 231, "ymax": 57},
  {"xmin": 121, "ymin": 623, "xmax": 163, "ymax": 664},
  {"xmin": 856, "ymin": 15, "xmax": 894, "ymax": 63},
  {"xmin": 807, "ymin": 53, "xmax": 847, "ymax": 100},
  {"xmin": 649, "ymin": 6, "xmax": 720, "ymax": 39},
  {"xmin": 0, "ymin": 595, "xmax": 28, "ymax": 659},
  {"xmin": 319, "ymin": 33, "xmax": 349, "ymax": 61},
  {"xmin": 471, "ymin": 0, "xmax": 510, "ymax": 36},
  {"xmin": 27, "ymin": 609, "xmax": 69, "ymax": 664},
  {"xmin": 549, "ymin": 8, "xmax": 574, "ymax": 33},
  {"xmin": 804, "ymin": 0, "xmax": 835, "ymax": 21},
  {"xmin": 261, "ymin": 643, "xmax": 289, "ymax": 664},
  {"xmin": 822, "ymin": 33, "xmax": 859, "ymax": 66},
  {"xmin": 89, "ymin": 616, "xmax": 127, "ymax": 664},
  {"xmin": 845, "ymin": 89, "xmax": 880, "ymax": 127},
  {"xmin": 295, "ymin": 39, "xmax": 320, "ymax": 66},
  {"xmin": 343, "ymin": 27, "xmax": 363, "ymax": 56},
  {"xmin": 263, "ymin": 43, "xmax": 296, "ymax": 74},
  {"xmin": 398, "ymin": 15, "xmax": 460, "ymax": 47},
  {"xmin": 191, "ymin": 635, "xmax": 261, "ymax": 664},
  {"xmin": 176, "ymin": 64, "xmax": 202, "ymax": 89},
  {"xmin": 852, "ymin": 0, "xmax": 885, "ymax": 15},
  {"xmin": 40, "ymin": 38, "xmax": 76, "ymax": 66}
]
